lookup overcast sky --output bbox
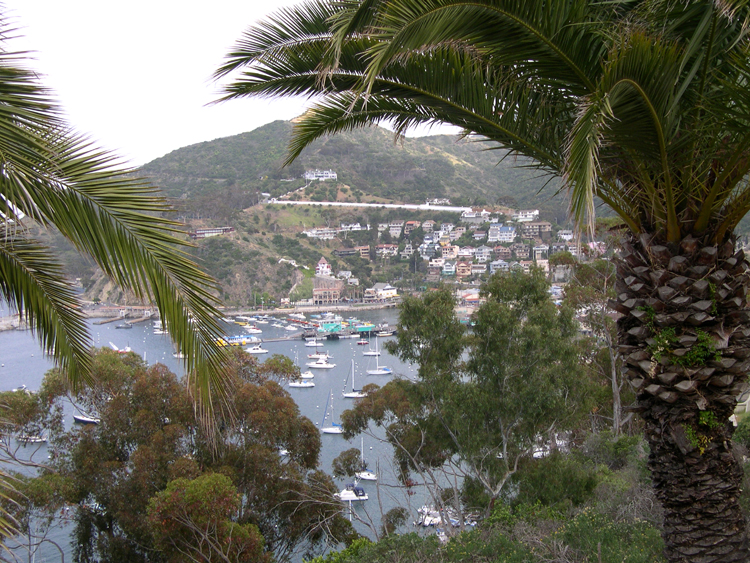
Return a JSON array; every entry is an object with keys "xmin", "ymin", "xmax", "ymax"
[{"xmin": 5, "ymin": 0, "xmax": 320, "ymax": 166}]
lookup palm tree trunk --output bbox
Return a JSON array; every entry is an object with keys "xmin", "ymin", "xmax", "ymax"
[{"xmin": 613, "ymin": 233, "xmax": 750, "ymax": 562}]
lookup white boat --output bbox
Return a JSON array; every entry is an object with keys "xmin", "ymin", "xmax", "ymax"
[
  {"xmin": 305, "ymin": 338, "xmax": 324, "ymax": 347},
  {"xmin": 254, "ymin": 319, "xmax": 268, "ymax": 324},
  {"xmin": 299, "ymin": 370, "xmax": 315, "ymax": 379},
  {"xmin": 362, "ymin": 335, "xmax": 381, "ymax": 357},
  {"xmin": 306, "ymin": 355, "xmax": 336, "ymax": 369},
  {"xmin": 245, "ymin": 344, "xmax": 269, "ymax": 354},
  {"xmin": 355, "ymin": 437, "xmax": 377, "ymax": 481},
  {"xmin": 73, "ymin": 414, "xmax": 100, "ymax": 425},
  {"xmin": 306, "ymin": 357, "xmax": 336, "ymax": 369},
  {"xmin": 235, "ymin": 316, "xmax": 255, "ymax": 322},
  {"xmin": 272, "ymin": 323, "xmax": 285, "ymax": 328},
  {"xmin": 343, "ymin": 360, "xmax": 367, "ymax": 399},
  {"xmin": 243, "ymin": 326, "xmax": 263, "ymax": 334},
  {"xmin": 17, "ymin": 434, "xmax": 47, "ymax": 444},
  {"xmin": 366, "ymin": 353, "xmax": 393, "ymax": 376},
  {"xmin": 376, "ymin": 330, "xmax": 394, "ymax": 337},
  {"xmin": 289, "ymin": 313, "xmax": 306, "ymax": 320},
  {"xmin": 289, "ymin": 379, "xmax": 315, "ymax": 388},
  {"xmin": 307, "ymin": 351, "xmax": 332, "ymax": 360},
  {"xmin": 109, "ymin": 342, "xmax": 132, "ymax": 354},
  {"xmin": 334, "ymin": 482, "xmax": 368, "ymax": 501},
  {"xmin": 284, "ymin": 325, "xmax": 298, "ymax": 331},
  {"xmin": 173, "ymin": 351, "xmax": 186, "ymax": 359},
  {"xmin": 321, "ymin": 391, "xmax": 344, "ymax": 434}
]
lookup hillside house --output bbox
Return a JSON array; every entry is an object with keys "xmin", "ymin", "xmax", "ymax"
[
  {"xmin": 512, "ymin": 209, "xmax": 540, "ymax": 222},
  {"xmin": 475, "ymin": 246, "xmax": 493, "ymax": 263},
  {"xmin": 472, "ymin": 230, "xmax": 487, "ymax": 241},
  {"xmin": 422, "ymin": 220, "xmax": 436, "ymax": 233},
  {"xmin": 471, "ymin": 263, "xmax": 488, "ymax": 276},
  {"xmin": 456, "ymin": 262, "xmax": 472, "ymax": 278},
  {"xmin": 441, "ymin": 245, "xmax": 459, "ymax": 260},
  {"xmin": 356, "ymin": 245, "xmax": 371, "ymax": 259},
  {"xmin": 558, "ymin": 229, "xmax": 575, "ymax": 241},
  {"xmin": 442, "ymin": 261, "xmax": 456, "ymax": 276},
  {"xmin": 304, "ymin": 169, "xmax": 338, "ymax": 181},
  {"xmin": 376, "ymin": 244, "xmax": 399, "ymax": 257},
  {"xmin": 490, "ymin": 260, "xmax": 509, "ymax": 274},
  {"xmin": 521, "ymin": 221, "xmax": 553, "ymax": 239},
  {"xmin": 494, "ymin": 245, "xmax": 512, "ymax": 260},
  {"xmin": 404, "ymin": 220, "xmax": 421, "ymax": 235},
  {"xmin": 316, "ymin": 257, "xmax": 332, "ymax": 276},
  {"xmin": 189, "ymin": 226, "xmax": 235, "ymax": 239},
  {"xmin": 401, "ymin": 243, "xmax": 415, "ymax": 260},
  {"xmin": 510, "ymin": 243, "xmax": 530, "ymax": 259}
]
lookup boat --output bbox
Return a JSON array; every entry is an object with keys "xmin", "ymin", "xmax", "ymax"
[
  {"xmin": 289, "ymin": 379, "xmax": 315, "ymax": 388},
  {"xmin": 235, "ymin": 316, "xmax": 255, "ymax": 322},
  {"xmin": 355, "ymin": 437, "xmax": 377, "ymax": 481},
  {"xmin": 343, "ymin": 360, "xmax": 367, "ymax": 399},
  {"xmin": 356, "ymin": 338, "xmax": 369, "ymax": 346},
  {"xmin": 109, "ymin": 342, "xmax": 132, "ymax": 354},
  {"xmin": 12, "ymin": 385, "xmax": 28, "ymax": 393},
  {"xmin": 305, "ymin": 338, "xmax": 324, "ymax": 347},
  {"xmin": 245, "ymin": 344, "xmax": 269, "ymax": 354},
  {"xmin": 284, "ymin": 325, "xmax": 298, "ymax": 331},
  {"xmin": 306, "ymin": 357, "xmax": 336, "ymax": 369},
  {"xmin": 216, "ymin": 335, "xmax": 260, "ymax": 347},
  {"xmin": 254, "ymin": 319, "xmax": 268, "ymax": 324},
  {"xmin": 153, "ymin": 320, "xmax": 168, "ymax": 335},
  {"xmin": 299, "ymin": 370, "xmax": 315, "ymax": 379},
  {"xmin": 17, "ymin": 434, "xmax": 47, "ymax": 444},
  {"xmin": 243, "ymin": 326, "xmax": 263, "ymax": 334},
  {"xmin": 366, "ymin": 353, "xmax": 393, "ymax": 376},
  {"xmin": 376, "ymin": 330, "xmax": 395, "ymax": 337},
  {"xmin": 321, "ymin": 391, "xmax": 344, "ymax": 434},
  {"xmin": 272, "ymin": 322, "xmax": 285, "ymax": 328},
  {"xmin": 289, "ymin": 313, "xmax": 306, "ymax": 320},
  {"xmin": 362, "ymin": 336, "xmax": 381, "ymax": 357},
  {"xmin": 73, "ymin": 414, "xmax": 100, "ymax": 425},
  {"xmin": 334, "ymin": 482, "xmax": 368, "ymax": 501},
  {"xmin": 307, "ymin": 351, "xmax": 332, "ymax": 360},
  {"xmin": 115, "ymin": 321, "xmax": 133, "ymax": 329},
  {"xmin": 173, "ymin": 351, "xmax": 186, "ymax": 359}
]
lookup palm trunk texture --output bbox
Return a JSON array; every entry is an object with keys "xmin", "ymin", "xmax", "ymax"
[{"xmin": 613, "ymin": 233, "xmax": 750, "ymax": 562}]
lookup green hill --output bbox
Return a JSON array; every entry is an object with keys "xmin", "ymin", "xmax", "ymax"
[{"xmin": 141, "ymin": 120, "xmax": 568, "ymax": 220}]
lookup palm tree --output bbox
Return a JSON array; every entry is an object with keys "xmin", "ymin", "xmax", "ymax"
[
  {"xmin": 0, "ymin": 27, "xmax": 230, "ymax": 405},
  {"xmin": 216, "ymin": 0, "xmax": 750, "ymax": 560}
]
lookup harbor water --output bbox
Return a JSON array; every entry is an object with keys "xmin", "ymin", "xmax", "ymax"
[{"xmin": 0, "ymin": 308, "xmax": 435, "ymax": 561}]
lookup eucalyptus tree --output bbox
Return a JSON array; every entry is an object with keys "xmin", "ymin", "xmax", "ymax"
[
  {"xmin": 0, "ymin": 23, "xmax": 229, "ymax": 402},
  {"xmin": 217, "ymin": 0, "xmax": 750, "ymax": 559}
]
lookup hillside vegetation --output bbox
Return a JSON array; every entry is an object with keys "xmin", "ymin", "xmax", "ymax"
[{"xmin": 141, "ymin": 121, "xmax": 568, "ymax": 221}]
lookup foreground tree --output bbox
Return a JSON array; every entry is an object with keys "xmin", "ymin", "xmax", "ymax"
[
  {"xmin": 218, "ymin": 1, "xmax": 750, "ymax": 559},
  {"xmin": 12, "ymin": 349, "xmax": 353, "ymax": 562},
  {"xmin": 0, "ymin": 17, "xmax": 229, "ymax": 401},
  {"xmin": 343, "ymin": 274, "xmax": 591, "ymax": 523}
]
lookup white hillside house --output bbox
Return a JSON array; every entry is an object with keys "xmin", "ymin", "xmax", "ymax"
[{"xmin": 304, "ymin": 169, "xmax": 338, "ymax": 181}]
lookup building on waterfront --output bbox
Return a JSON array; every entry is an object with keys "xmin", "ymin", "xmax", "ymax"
[
  {"xmin": 364, "ymin": 283, "xmax": 398, "ymax": 301},
  {"xmin": 313, "ymin": 275, "xmax": 345, "ymax": 305}
]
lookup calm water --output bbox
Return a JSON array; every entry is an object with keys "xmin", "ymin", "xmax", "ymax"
[{"xmin": 0, "ymin": 309, "xmax": 432, "ymax": 561}]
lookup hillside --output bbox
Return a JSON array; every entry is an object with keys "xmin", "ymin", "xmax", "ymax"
[
  {"xmin": 79, "ymin": 121, "xmax": 581, "ymax": 306},
  {"xmin": 141, "ymin": 121, "xmax": 568, "ymax": 221}
]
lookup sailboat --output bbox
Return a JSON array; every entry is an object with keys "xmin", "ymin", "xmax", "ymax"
[
  {"xmin": 343, "ymin": 360, "xmax": 367, "ymax": 399},
  {"xmin": 366, "ymin": 352, "xmax": 393, "ymax": 375},
  {"xmin": 320, "ymin": 391, "xmax": 344, "ymax": 434},
  {"xmin": 289, "ymin": 352, "xmax": 315, "ymax": 387},
  {"xmin": 305, "ymin": 337, "xmax": 324, "ymax": 347},
  {"xmin": 355, "ymin": 437, "xmax": 377, "ymax": 481},
  {"xmin": 362, "ymin": 335, "xmax": 381, "ymax": 357}
]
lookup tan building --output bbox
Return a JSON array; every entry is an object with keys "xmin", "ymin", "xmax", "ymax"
[
  {"xmin": 520, "ymin": 221, "xmax": 553, "ymax": 239},
  {"xmin": 313, "ymin": 276, "xmax": 345, "ymax": 305}
]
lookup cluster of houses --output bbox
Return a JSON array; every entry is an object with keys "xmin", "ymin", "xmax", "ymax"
[{"xmin": 325, "ymin": 209, "xmax": 583, "ymax": 281}]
